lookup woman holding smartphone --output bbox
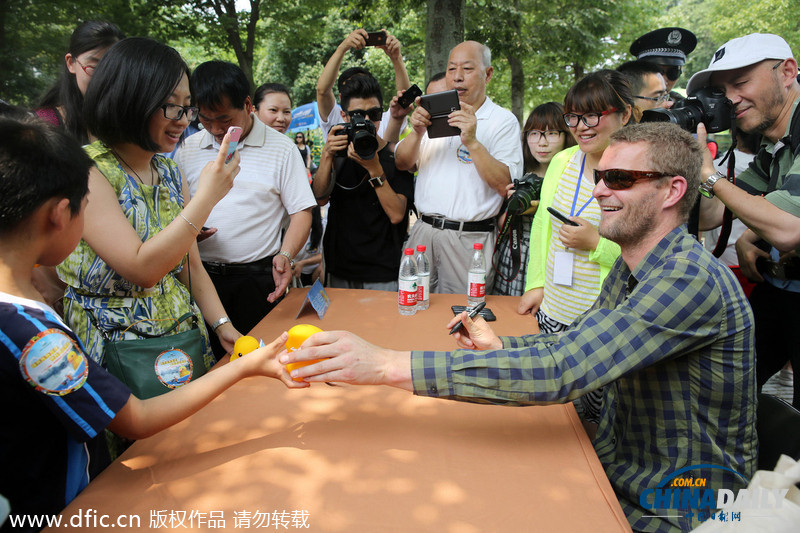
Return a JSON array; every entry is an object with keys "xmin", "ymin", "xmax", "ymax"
[
  {"xmin": 57, "ymin": 38, "xmax": 242, "ymax": 371},
  {"xmin": 518, "ymin": 71, "xmax": 634, "ymax": 424}
]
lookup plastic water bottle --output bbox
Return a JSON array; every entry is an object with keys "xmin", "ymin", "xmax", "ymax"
[
  {"xmin": 415, "ymin": 245, "xmax": 430, "ymax": 311},
  {"xmin": 398, "ymin": 248, "xmax": 418, "ymax": 315},
  {"xmin": 467, "ymin": 243, "xmax": 486, "ymax": 306}
]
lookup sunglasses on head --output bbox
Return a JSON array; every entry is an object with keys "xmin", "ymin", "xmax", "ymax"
[
  {"xmin": 347, "ymin": 107, "xmax": 382, "ymax": 122},
  {"xmin": 593, "ymin": 168, "xmax": 672, "ymax": 190}
]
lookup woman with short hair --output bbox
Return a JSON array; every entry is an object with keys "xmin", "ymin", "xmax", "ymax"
[{"xmin": 58, "ymin": 37, "xmax": 242, "ymax": 371}]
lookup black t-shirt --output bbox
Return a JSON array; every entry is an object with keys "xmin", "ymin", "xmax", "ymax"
[{"xmin": 324, "ymin": 144, "xmax": 414, "ymax": 282}]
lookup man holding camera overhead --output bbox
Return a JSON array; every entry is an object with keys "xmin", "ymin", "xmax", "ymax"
[
  {"xmin": 693, "ymin": 33, "xmax": 800, "ymax": 407},
  {"xmin": 395, "ymin": 41, "xmax": 523, "ymax": 295},
  {"xmin": 312, "ymin": 74, "xmax": 414, "ymax": 290}
]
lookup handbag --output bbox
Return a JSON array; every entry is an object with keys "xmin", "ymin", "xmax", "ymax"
[
  {"xmin": 100, "ymin": 311, "xmax": 207, "ymax": 399},
  {"xmin": 90, "ymin": 250, "xmax": 208, "ymax": 399}
]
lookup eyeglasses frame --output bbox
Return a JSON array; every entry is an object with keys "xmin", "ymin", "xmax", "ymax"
[
  {"xmin": 526, "ymin": 130, "xmax": 565, "ymax": 143},
  {"xmin": 563, "ymin": 108, "xmax": 619, "ymax": 128},
  {"xmin": 161, "ymin": 104, "xmax": 199, "ymax": 122}
]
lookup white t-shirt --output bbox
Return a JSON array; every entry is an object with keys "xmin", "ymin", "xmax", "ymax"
[
  {"xmin": 175, "ymin": 115, "xmax": 316, "ymax": 264},
  {"xmin": 403, "ymin": 96, "xmax": 522, "ymax": 222}
]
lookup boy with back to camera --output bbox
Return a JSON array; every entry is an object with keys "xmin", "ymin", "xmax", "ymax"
[{"xmin": 0, "ymin": 117, "xmax": 302, "ymax": 530}]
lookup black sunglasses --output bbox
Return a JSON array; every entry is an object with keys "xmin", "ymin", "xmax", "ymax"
[
  {"xmin": 593, "ymin": 168, "xmax": 672, "ymax": 190},
  {"xmin": 658, "ymin": 65, "xmax": 682, "ymax": 82},
  {"xmin": 347, "ymin": 107, "xmax": 382, "ymax": 122}
]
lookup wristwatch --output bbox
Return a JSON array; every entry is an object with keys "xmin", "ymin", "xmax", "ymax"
[
  {"xmin": 369, "ymin": 175, "xmax": 385, "ymax": 188},
  {"xmin": 278, "ymin": 250, "xmax": 295, "ymax": 268},
  {"xmin": 211, "ymin": 316, "xmax": 231, "ymax": 331},
  {"xmin": 699, "ymin": 171, "xmax": 726, "ymax": 198}
]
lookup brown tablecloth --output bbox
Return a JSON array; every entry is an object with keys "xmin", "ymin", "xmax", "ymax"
[{"xmin": 46, "ymin": 289, "xmax": 631, "ymax": 532}]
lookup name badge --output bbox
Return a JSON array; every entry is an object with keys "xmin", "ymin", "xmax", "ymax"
[{"xmin": 553, "ymin": 251, "xmax": 574, "ymax": 286}]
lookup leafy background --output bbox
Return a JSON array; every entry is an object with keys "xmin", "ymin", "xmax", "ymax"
[{"xmin": 3, "ymin": 0, "xmax": 800, "ymax": 123}]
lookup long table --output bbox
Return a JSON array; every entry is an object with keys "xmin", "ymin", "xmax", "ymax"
[{"xmin": 46, "ymin": 289, "xmax": 631, "ymax": 532}]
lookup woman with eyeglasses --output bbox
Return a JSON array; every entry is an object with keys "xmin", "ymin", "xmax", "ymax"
[
  {"xmin": 519, "ymin": 71, "xmax": 634, "ymax": 424},
  {"xmin": 57, "ymin": 37, "xmax": 242, "ymax": 373},
  {"xmin": 493, "ymin": 102, "xmax": 575, "ymax": 296},
  {"xmin": 36, "ymin": 21, "xmax": 125, "ymax": 144}
]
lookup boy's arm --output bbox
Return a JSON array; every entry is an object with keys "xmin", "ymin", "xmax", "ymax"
[
  {"xmin": 317, "ymin": 29, "xmax": 368, "ymax": 121},
  {"xmin": 108, "ymin": 333, "xmax": 304, "ymax": 440}
]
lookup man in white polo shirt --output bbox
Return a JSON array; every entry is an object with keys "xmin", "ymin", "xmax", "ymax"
[
  {"xmin": 175, "ymin": 61, "xmax": 315, "ymax": 358},
  {"xmin": 395, "ymin": 41, "xmax": 522, "ymax": 294}
]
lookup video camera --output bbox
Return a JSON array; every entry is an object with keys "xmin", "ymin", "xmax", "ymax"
[
  {"xmin": 641, "ymin": 87, "xmax": 732, "ymax": 133},
  {"xmin": 334, "ymin": 112, "xmax": 379, "ymax": 159}
]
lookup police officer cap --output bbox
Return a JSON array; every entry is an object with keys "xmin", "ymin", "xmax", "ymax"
[{"xmin": 630, "ymin": 27, "xmax": 697, "ymax": 66}]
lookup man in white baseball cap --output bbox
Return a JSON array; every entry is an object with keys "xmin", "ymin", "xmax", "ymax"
[{"xmin": 692, "ymin": 33, "xmax": 800, "ymax": 409}]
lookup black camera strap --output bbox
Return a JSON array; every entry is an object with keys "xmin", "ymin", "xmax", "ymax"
[
  {"xmin": 492, "ymin": 213, "xmax": 524, "ymax": 283},
  {"xmin": 710, "ymin": 106, "xmax": 742, "ymax": 258},
  {"xmin": 332, "ymin": 155, "xmax": 368, "ymax": 191},
  {"xmin": 711, "ymin": 113, "xmax": 738, "ymax": 258}
]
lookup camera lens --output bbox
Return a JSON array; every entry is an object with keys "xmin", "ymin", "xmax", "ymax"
[{"xmin": 353, "ymin": 130, "xmax": 379, "ymax": 159}]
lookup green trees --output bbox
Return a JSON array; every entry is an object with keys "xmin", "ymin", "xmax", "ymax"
[{"xmin": 3, "ymin": 1, "xmax": 799, "ymax": 119}]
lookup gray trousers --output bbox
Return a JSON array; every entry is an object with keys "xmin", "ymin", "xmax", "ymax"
[{"xmin": 406, "ymin": 220, "xmax": 497, "ymax": 295}]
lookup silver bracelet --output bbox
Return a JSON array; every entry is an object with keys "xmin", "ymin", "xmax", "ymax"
[
  {"xmin": 179, "ymin": 212, "xmax": 200, "ymax": 234},
  {"xmin": 278, "ymin": 250, "xmax": 295, "ymax": 268},
  {"xmin": 211, "ymin": 316, "xmax": 231, "ymax": 331}
]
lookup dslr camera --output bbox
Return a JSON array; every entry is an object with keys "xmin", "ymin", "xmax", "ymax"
[
  {"xmin": 334, "ymin": 112, "xmax": 379, "ymax": 159},
  {"xmin": 507, "ymin": 172, "xmax": 544, "ymax": 216},
  {"xmin": 641, "ymin": 87, "xmax": 733, "ymax": 133}
]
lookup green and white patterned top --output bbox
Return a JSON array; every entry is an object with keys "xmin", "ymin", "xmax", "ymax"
[{"xmin": 57, "ymin": 141, "xmax": 213, "ymax": 369}]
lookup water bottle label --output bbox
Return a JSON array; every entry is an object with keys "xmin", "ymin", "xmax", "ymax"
[
  {"xmin": 468, "ymin": 271, "xmax": 485, "ymax": 298},
  {"xmin": 398, "ymin": 278, "xmax": 418, "ymax": 306},
  {"xmin": 417, "ymin": 274, "xmax": 430, "ymax": 302}
]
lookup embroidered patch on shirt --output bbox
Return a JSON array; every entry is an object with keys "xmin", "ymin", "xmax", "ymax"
[
  {"xmin": 20, "ymin": 329, "xmax": 88, "ymax": 395},
  {"xmin": 456, "ymin": 144, "xmax": 473, "ymax": 164},
  {"xmin": 155, "ymin": 349, "xmax": 194, "ymax": 389}
]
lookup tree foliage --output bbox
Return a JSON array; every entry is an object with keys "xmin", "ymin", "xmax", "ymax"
[{"xmin": 4, "ymin": 0, "xmax": 800, "ymax": 122}]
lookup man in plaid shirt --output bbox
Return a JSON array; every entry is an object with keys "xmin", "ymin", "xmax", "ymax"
[{"xmin": 283, "ymin": 123, "xmax": 757, "ymax": 533}]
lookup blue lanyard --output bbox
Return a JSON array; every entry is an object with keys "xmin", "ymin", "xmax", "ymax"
[{"xmin": 570, "ymin": 154, "xmax": 594, "ymax": 217}]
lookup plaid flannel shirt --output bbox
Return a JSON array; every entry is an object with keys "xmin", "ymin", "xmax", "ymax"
[{"xmin": 411, "ymin": 226, "xmax": 757, "ymax": 532}]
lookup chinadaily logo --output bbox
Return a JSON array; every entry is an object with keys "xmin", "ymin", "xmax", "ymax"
[{"xmin": 641, "ymin": 464, "xmax": 789, "ymax": 524}]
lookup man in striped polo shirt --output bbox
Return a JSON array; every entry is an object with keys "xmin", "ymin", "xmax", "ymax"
[{"xmin": 175, "ymin": 61, "xmax": 315, "ymax": 359}]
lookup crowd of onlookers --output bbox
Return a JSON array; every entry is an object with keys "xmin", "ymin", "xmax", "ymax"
[{"xmin": 2, "ymin": 19, "xmax": 800, "ymax": 533}]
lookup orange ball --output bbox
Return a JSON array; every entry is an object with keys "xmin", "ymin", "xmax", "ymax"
[{"xmin": 285, "ymin": 324, "xmax": 325, "ymax": 381}]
